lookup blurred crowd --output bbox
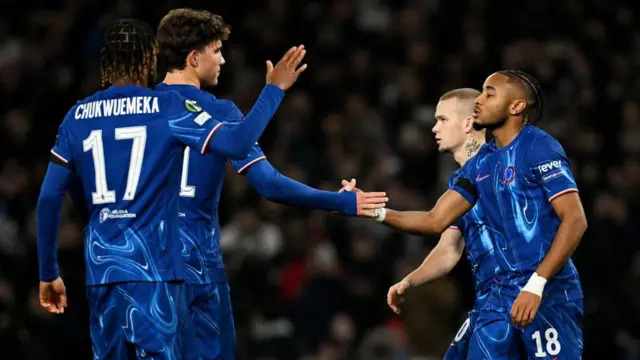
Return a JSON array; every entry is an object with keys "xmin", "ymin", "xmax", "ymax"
[{"xmin": 1, "ymin": 0, "xmax": 639, "ymax": 359}]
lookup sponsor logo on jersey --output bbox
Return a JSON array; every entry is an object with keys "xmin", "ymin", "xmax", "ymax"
[
  {"xmin": 542, "ymin": 170, "xmax": 565, "ymax": 182},
  {"xmin": 537, "ymin": 160, "xmax": 562, "ymax": 173},
  {"xmin": 99, "ymin": 208, "xmax": 137, "ymax": 223}
]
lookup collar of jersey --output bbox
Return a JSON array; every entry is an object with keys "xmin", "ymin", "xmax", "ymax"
[
  {"xmin": 156, "ymin": 83, "xmax": 216, "ymax": 98},
  {"xmin": 488, "ymin": 125, "xmax": 531, "ymax": 153},
  {"xmin": 105, "ymin": 85, "xmax": 146, "ymax": 94}
]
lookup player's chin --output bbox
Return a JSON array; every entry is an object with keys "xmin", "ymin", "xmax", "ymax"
[
  {"xmin": 472, "ymin": 120, "xmax": 489, "ymax": 131},
  {"xmin": 204, "ymin": 75, "xmax": 219, "ymax": 87}
]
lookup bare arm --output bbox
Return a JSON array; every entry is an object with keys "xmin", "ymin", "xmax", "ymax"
[
  {"xmin": 534, "ymin": 192, "xmax": 587, "ymax": 279},
  {"xmin": 383, "ymin": 190, "xmax": 473, "ymax": 235},
  {"xmin": 403, "ymin": 228, "xmax": 465, "ymax": 287}
]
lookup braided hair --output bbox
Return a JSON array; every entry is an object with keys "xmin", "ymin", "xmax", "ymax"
[
  {"xmin": 498, "ymin": 70, "xmax": 546, "ymax": 126},
  {"xmin": 100, "ymin": 19, "xmax": 158, "ymax": 88}
]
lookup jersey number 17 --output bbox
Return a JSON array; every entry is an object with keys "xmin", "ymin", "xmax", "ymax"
[{"xmin": 84, "ymin": 126, "xmax": 147, "ymax": 205}]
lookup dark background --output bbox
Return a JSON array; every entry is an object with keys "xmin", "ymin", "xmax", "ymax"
[{"xmin": 0, "ymin": 0, "xmax": 639, "ymax": 359}]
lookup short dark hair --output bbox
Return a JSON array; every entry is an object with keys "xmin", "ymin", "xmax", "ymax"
[
  {"xmin": 157, "ymin": 9, "xmax": 231, "ymax": 71},
  {"xmin": 100, "ymin": 19, "xmax": 157, "ymax": 88},
  {"xmin": 498, "ymin": 70, "xmax": 546, "ymax": 125},
  {"xmin": 439, "ymin": 88, "xmax": 481, "ymax": 102}
]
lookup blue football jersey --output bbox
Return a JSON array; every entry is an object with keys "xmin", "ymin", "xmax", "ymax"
[
  {"xmin": 448, "ymin": 169, "xmax": 502, "ymax": 308},
  {"xmin": 452, "ymin": 125, "xmax": 583, "ymax": 307},
  {"xmin": 51, "ymin": 85, "xmax": 222, "ymax": 285},
  {"xmin": 155, "ymin": 84, "xmax": 267, "ymax": 284}
]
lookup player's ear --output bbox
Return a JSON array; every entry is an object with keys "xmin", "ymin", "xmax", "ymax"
[
  {"xmin": 187, "ymin": 50, "xmax": 199, "ymax": 68},
  {"xmin": 510, "ymin": 100, "xmax": 527, "ymax": 116},
  {"xmin": 463, "ymin": 116, "xmax": 474, "ymax": 133}
]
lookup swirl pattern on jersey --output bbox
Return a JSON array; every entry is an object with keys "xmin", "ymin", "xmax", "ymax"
[
  {"xmin": 449, "ymin": 170, "xmax": 501, "ymax": 304},
  {"xmin": 180, "ymin": 220, "xmax": 226, "ymax": 284},
  {"xmin": 87, "ymin": 282, "xmax": 188, "ymax": 360},
  {"xmin": 85, "ymin": 220, "xmax": 183, "ymax": 285},
  {"xmin": 455, "ymin": 127, "xmax": 583, "ymax": 307}
]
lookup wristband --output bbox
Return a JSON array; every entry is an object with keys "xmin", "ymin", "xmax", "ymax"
[
  {"xmin": 374, "ymin": 208, "xmax": 387, "ymax": 222},
  {"xmin": 522, "ymin": 272, "xmax": 547, "ymax": 297}
]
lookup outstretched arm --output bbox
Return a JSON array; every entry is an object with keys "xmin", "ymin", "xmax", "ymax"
[
  {"xmin": 382, "ymin": 190, "xmax": 474, "ymax": 235},
  {"xmin": 245, "ymin": 160, "xmax": 387, "ymax": 216},
  {"xmin": 170, "ymin": 47, "xmax": 307, "ymax": 160},
  {"xmin": 203, "ymin": 85, "xmax": 284, "ymax": 159}
]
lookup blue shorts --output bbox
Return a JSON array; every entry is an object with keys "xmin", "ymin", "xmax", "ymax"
[
  {"xmin": 86, "ymin": 281, "xmax": 189, "ymax": 360},
  {"xmin": 521, "ymin": 299, "xmax": 583, "ymax": 359},
  {"xmin": 467, "ymin": 307, "xmax": 523, "ymax": 360},
  {"xmin": 468, "ymin": 299, "xmax": 583, "ymax": 360},
  {"xmin": 185, "ymin": 283, "xmax": 235, "ymax": 360},
  {"xmin": 444, "ymin": 309, "xmax": 480, "ymax": 360}
]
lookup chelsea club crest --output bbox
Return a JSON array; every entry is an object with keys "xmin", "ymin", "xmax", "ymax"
[{"xmin": 502, "ymin": 165, "xmax": 516, "ymax": 184}]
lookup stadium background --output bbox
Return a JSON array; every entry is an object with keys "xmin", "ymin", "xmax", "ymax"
[{"xmin": 0, "ymin": 0, "xmax": 639, "ymax": 359}]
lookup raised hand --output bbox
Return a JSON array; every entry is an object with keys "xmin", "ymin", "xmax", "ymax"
[
  {"xmin": 39, "ymin": 277, "xmax": 67, "ymax": 314},
  {"xmin": 339, "ymin": 179, "xmax": 388, "ymax": 217},
  {"xmin": 266, "ymin": 45, "xmax": 308, "ymax": 91}
]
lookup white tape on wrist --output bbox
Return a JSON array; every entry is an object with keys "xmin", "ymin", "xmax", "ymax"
[
  {"xmin": 522, "ymin": 272, "xmax": 547, "ymax": 297},
  {"xmin": 374, "ymin": 208, "xmax": 387, "ymax": 223}
]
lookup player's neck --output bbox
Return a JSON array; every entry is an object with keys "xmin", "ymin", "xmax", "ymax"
[
  {"xmin": 454, "ymin": 135, "xmax": 484, "ymax": 166},
  {"xmin": 492, "ymin": 118, "xmax": 525, "ymax": 148},
  {"xmin": 162, "ymin": 69, "xmax": 201, "ymax": 89},
  {"xmin": 111, "ymin": 79, "xmax": 144, "ymax": 87}
]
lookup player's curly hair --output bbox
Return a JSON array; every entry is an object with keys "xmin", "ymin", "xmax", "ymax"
[
  {"xmin": 157, "ymin": 9, "xmax": 231, "ymax": 72},
  {"xmin": 498, "ymin": 70, "xmax": 546, "ymax": 126},
  {"xmin": 100, "ymin": 19, "xmax": 158, "ymax": 88}
]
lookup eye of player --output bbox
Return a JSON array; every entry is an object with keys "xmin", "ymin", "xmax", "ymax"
[{"xmin": 484, "ymin": 86, "xmax": 496, "ymax": 97}]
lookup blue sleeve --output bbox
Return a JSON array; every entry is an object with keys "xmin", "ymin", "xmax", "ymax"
[
  {"xmin": 450, "ymin": 219, "xmax": 464, "ymax": 231},
  {"xmin": 68, "ymin": 174, "xmax": 89, "ymax": 225},
  {"xmin": 245, "ymin": 159, "xmax": 357, "ymax": 215},
  {"xmin": 231, "ymin": 143, "xmax": 267, "ymax": 174},
  {"xmin": 37, "ymin": 162, "xmax": 74, "ymax": 281},
  {"xmin": 166, "ymin": 92, "xmax": 226, "ymax": 154},
  {"xmin": 50, "ymin": 120, "xmax": 75, "ymax": 170},
  {"xmin": 451, "ymin": 160, "xmax": 479, "ymax": 205},
  {"xmin": 528, "ymin": 135, "xmax": 578, "ymax": 202},
  {"xmin": 170, "ymin": 85, "xmax": 284, "ymax": 160},
  {"xmin": 447, "ymin": 172, "xmax": 466, "ymax": 230},
  {"xmin": 221, "ymin": 103, "xmax": 268, "ymax": 173}
]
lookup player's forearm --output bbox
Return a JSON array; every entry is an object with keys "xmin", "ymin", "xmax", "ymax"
[
  {"xmin": 405, "ymin": 243, "xmax": 463, "ymax": 287},
  {"xmin": 246, "ymin": 161, "xmax": 356, "ymax": 214},
  {"xmin": 383, "ymin": 190, "xmax": 472, "ymax": 235},
  {"xmin": 535, "ymin": 213, "xmax": 587, "ymax": 279},
  {"xmin": 208, "ymin": 85, "xmax": 284, "ymax": 159},
  {"xmin": 383, "ymin": 209, "xmax": 448, "ymax": 235},
  {"xmin": 37, "ymin": 163, "xmax": 71, "ymax": 281}
]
